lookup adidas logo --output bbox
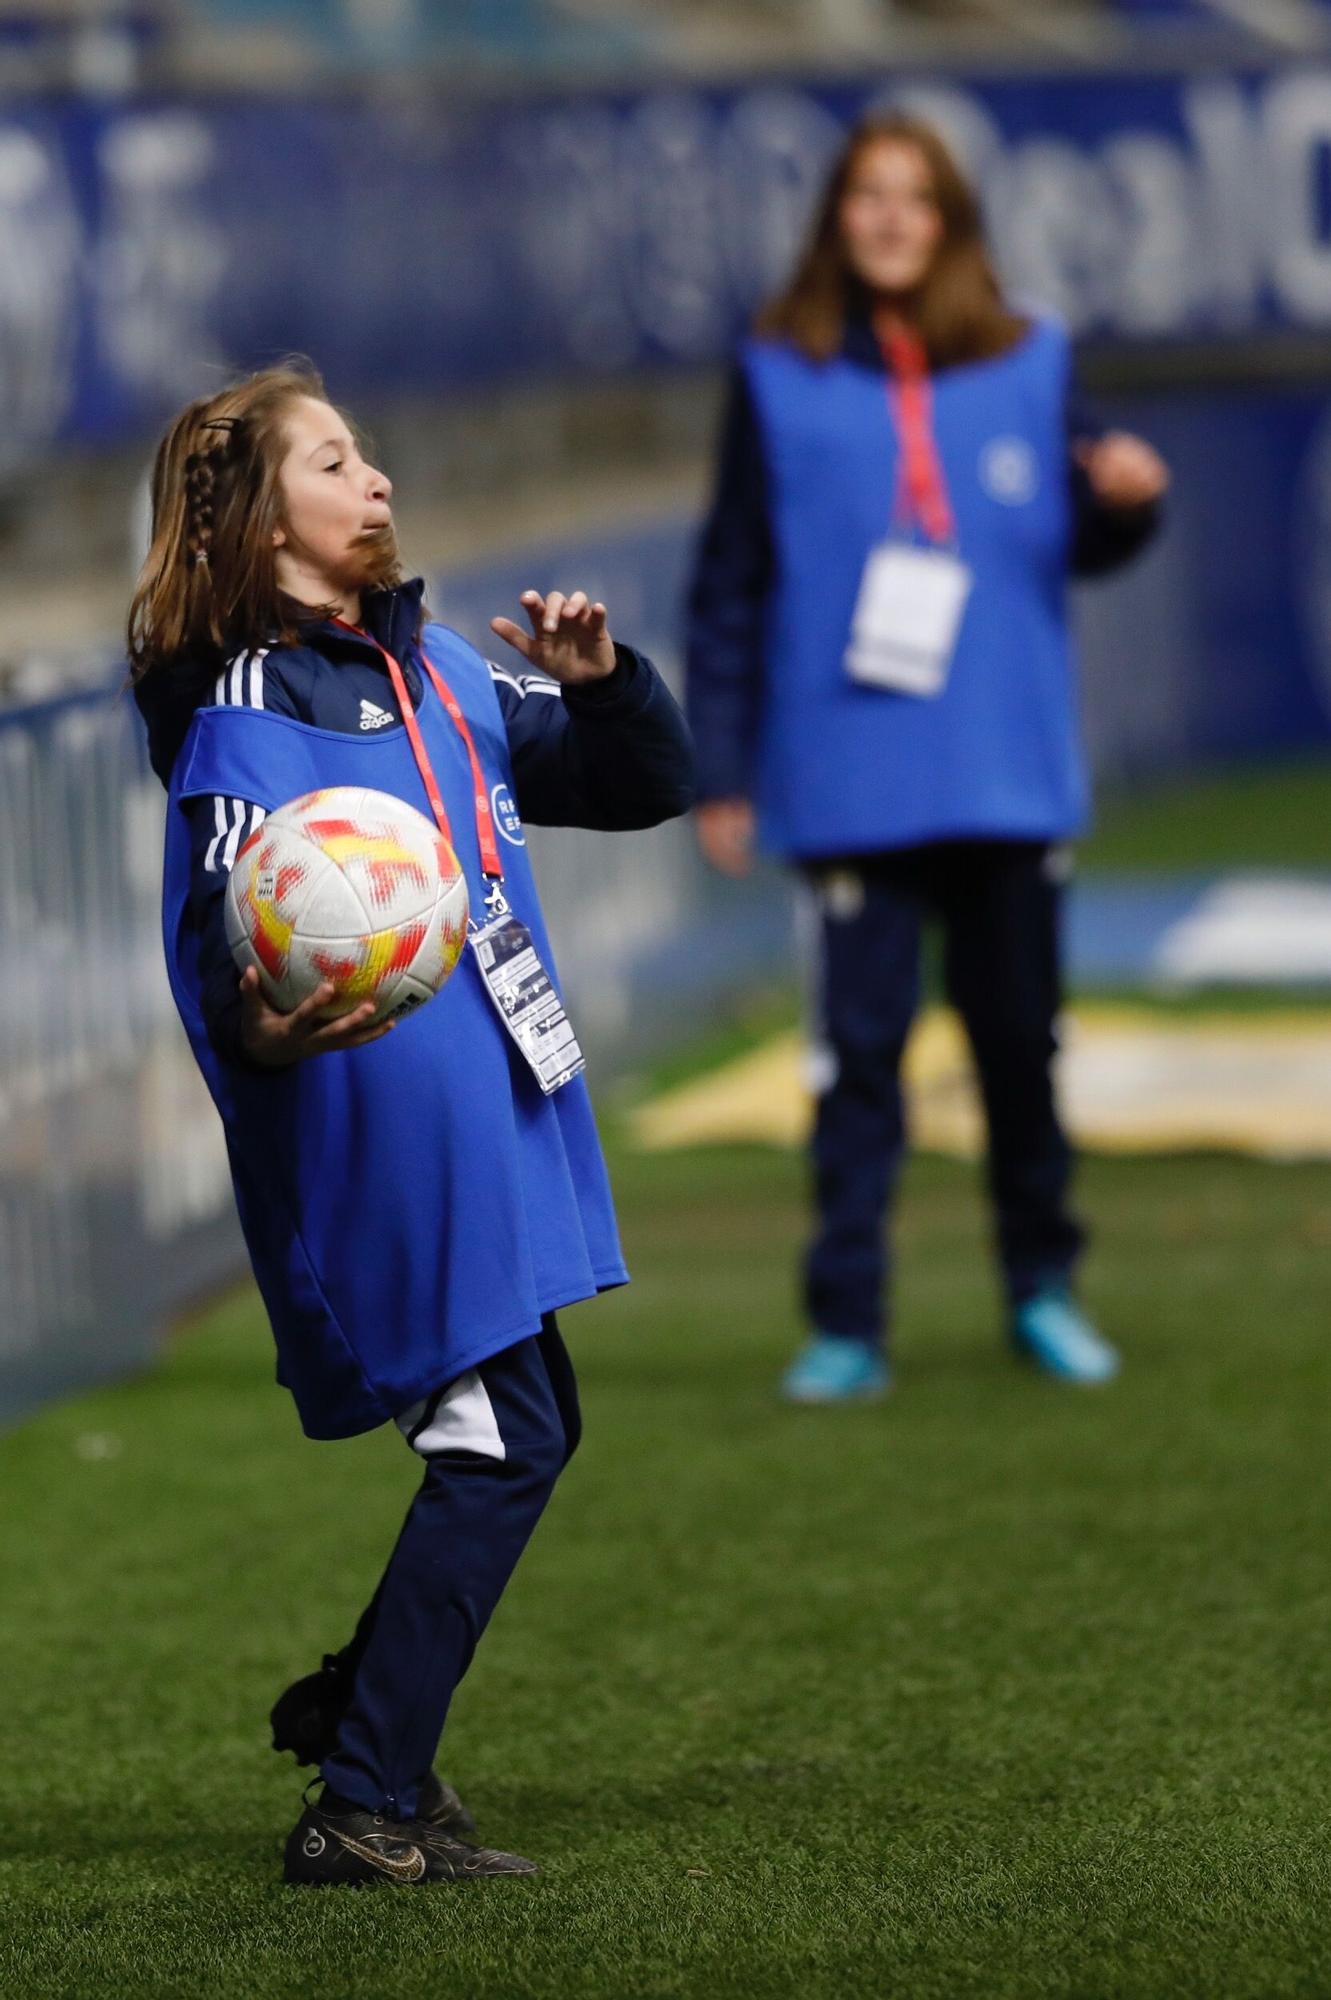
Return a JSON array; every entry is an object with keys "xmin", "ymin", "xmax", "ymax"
[{"xmin": 359, "ymin": 698, "xmax": 393, "ymax": 731}]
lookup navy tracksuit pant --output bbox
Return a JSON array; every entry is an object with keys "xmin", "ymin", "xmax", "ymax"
[
  {"xmin": 803, "ymin": 840, "xmax": 1084, "ymax": 1348},
  {"xmin": 320, "ymin": 1315, "xmax": 579, "ymax": 1822}
]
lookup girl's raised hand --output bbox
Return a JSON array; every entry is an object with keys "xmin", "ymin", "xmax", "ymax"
[
  {"xmin": 1076, "ymin": 432, "xmax": 1170, "ymax": 511},
  {"xmin": 490, "ymin": 590, "xmax": 617, "ymax": 686}
]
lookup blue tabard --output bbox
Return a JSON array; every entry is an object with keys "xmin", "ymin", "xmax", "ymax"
[
  {"xmin": 162, "ymin": 621, "xmax": 627, "ymax": 1440},
  {"xmin": 742, "ymin": 317, "xmax": 1090, "ymax": 859}
]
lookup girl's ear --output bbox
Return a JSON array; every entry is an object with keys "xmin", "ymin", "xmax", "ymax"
[{"xmin": 272, "ymin": 525, "xmax": 286, "ymax": 548}]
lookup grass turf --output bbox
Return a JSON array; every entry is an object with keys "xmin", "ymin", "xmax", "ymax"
[
  {"xmin": 2, "ymin": 1141, "xmax": 1329, "ymax": 1998},
  {"xmin": 1082, "ymin": 756, "xmax": 1331, "ymax": 874}
]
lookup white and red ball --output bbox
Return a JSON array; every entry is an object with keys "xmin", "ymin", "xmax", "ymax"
[{"xmin": 224, "ymin": 786, "xmax": 469, "ymax": 1025}]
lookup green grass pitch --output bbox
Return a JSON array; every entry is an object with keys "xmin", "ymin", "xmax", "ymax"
[
  {"xmin": 2, "ymin": 1137, "xmax": 1328, "ymax": 1998},
  {"xmin": 1082, "ymin": 755, "xmax": 1331, "ymax": 874}
]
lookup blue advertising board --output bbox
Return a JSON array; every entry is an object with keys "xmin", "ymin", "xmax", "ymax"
[
  {"xmin": 1078, "ymin": 384, "xmax": 1331, "ymax": 776},
  {"xmin": 5, "ymin": 65, "xmax": 1331, "ymax": 467}
]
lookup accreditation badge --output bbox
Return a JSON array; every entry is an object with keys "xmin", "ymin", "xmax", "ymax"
[
  {"xmin": 844, "ymin": 541, "xmax": 973, "ymax": 698},
  {"xmin": 469, "ymin": 894, "xmax": 586, "ymax": 1095}
]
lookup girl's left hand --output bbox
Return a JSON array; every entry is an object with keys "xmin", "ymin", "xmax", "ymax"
[
  {"xmin": 490, "ymin": 590, "xmax": 617, "ymax": 686},
  {"xmin": 1076, "ymin": 432, "xmax": 1171, "ymax": 510}
]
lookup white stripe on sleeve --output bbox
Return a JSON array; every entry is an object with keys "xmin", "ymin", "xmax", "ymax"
[
  {"xmin": 220, "ymin": 797, "xmax": 246, "ymax": 870},
  {"xmin": 204, "ymin": 798, "xmax": 266, "ymax": 876},
  {"xmin": 488, "ymin": 659, "xmax": 525, "ymax": 697},
  {"xmin": 215, "ymin": 648, "xmax": 269, "ymax": 708},
  {"xmin": 488, "ymin": 660, "xmax": 560, "ymax": 700},
  {"xmin": 203, "ymin": 794, "xmax": 228, "ymax": 872}
]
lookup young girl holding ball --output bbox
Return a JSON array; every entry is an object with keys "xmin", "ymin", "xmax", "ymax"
[{"xmin": 130, "ymin": 363, "xmax": 694, "ymax": 1885}]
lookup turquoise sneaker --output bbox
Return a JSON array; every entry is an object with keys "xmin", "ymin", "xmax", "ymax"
[
  {"xmin": 780, "ymin": 1334, "xmax": 891, "ymax": 1403},
  {"xmin": 1010, "ymin": 1287, "xmax": 1119, "ymax": 1384}
]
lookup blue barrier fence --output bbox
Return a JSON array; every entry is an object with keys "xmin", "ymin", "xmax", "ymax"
[
  {"xmin": 0, "ymin": 686, "xmax": 242, "ymax": 1429},
  {"xmin": 6, "ymin": 64, "xmax": 1331, "ymax": 472}
]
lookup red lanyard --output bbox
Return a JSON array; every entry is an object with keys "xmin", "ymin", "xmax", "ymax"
[
  {"xmin": 335, "ymin": 620, "xmax": 504, "ymax": 881},
  {"xmin": 876, "ymin": 314, "xmax": 955, "ymax": 546}
]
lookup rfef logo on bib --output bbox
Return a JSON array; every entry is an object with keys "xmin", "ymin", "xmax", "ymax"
[
  {"xmin": 980, "ymin": 437, "xmax": 1039, "ymax": 505},
  {"xmin": 491, "ymin": 783, "xmax": 525, "ymax": 845}
]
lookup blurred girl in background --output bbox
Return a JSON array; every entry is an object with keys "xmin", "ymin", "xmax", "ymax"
[{"xmin": 686, "ymin": 112, "xmax": 1168, "ymax": 1402}]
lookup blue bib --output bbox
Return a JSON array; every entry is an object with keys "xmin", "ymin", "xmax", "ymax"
[
  {"xmin": 162, "ymin": 622, "xmax": 627, "ymax": 1440},
  {"xmin": 743, "ymin": 319, "xmax": 1089, "ymax": 858}
]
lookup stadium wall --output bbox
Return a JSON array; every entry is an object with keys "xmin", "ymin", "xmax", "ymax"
[{"xmin": 5, "ymin": 65, "xmax": 1331, "ymax": 466}]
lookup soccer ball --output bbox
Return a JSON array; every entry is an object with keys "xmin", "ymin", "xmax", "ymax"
[{"xmin": 224, "ymin": 786, "xmax": 469, "ymax": 1025}]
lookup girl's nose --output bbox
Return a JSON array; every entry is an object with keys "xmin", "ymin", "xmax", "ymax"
[{"xmin": 367, "ymin": 465, "xmax": 392, "ymax": 503}]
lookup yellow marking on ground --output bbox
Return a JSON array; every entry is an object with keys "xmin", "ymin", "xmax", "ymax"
[{"xmin": 630, "ymin": 1004, "xmax": 1331, "ymax": 1161}]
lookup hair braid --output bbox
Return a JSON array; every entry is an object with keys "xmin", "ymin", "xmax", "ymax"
[
  {"xmin": 182, "ymin": 451, "xmax": 216, "ymax": 571},
  {"xmin": 182, "ymin": 417, "xmax": 244, "ymax": 574}
]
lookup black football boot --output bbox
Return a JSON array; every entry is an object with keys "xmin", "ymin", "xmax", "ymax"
[
  {"xmin": 270, "ymin": 1658, "xmax": 475, "ymax": 1835},
  {"xmin": 283, "ymin": 1788, "xmax": 538, "ymax": 1887}
]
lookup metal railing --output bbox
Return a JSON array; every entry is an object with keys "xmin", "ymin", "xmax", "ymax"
[{"xmin": 0, "ymin": 683, "xmax": 240, "ymax": 1427}]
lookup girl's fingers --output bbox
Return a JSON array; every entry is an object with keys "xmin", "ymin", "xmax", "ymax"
[
  {"xmin": 307, "ymin": 999, "xmax": 379, "ymax": 1042},
  {"xmin": 325, "ymin": 1010, "xmax": 395, "ymax": 1049},
  {"xmin": 519, "ymin": 590, "xmax": 545, "ymax": 638},
  {"xmin": 1126, "ymin": 446, "xmax": 1167, "ymax": 487},
  {"xmin": 588, "ymin": 603, "xmax": 608, "ymax": 635},
  {"xmin": 236, "ymin": 967, "xmax": 396, "ymax": 1062},
  {"xmin": 286, "ymin": 980, "xmax": 338, "ymax": 1028},
  {"xmin": 490, "ymin": 616, "xmax": 534, "ymax": 662},
  {"xmin": 284, "ymin": 998, "xmax": 395, "ymax": 1059},
  {"xmin": 240, "ymin": 965, "xmax": 306, "ymax": 1032},
  {"xmin": 563, "ymin": 590, "xmax": 588, "ymax": 621},
  {"xmin": 1092, "ymin": 442, "xmax": 1167, "ymax": 505},
  {"xmin": 1096, "ymin": 435, "xmax": 1167, "ymax": 482},
  {"xmin": 542, "ymin": 590, "xmax": 566, "ymax": 634},
  {"xmin": 305, "ymin": 1022, "xmax": 373, "ymax": 1053}
]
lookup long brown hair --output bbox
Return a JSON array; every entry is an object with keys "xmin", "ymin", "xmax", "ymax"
[
  {"xmin": 127, "ymin": 360, "xmax": 402, "ymax": 683},
  {"xmin": 756, "ymin": 111, "xmax": 1027, "ymax": 370}
]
